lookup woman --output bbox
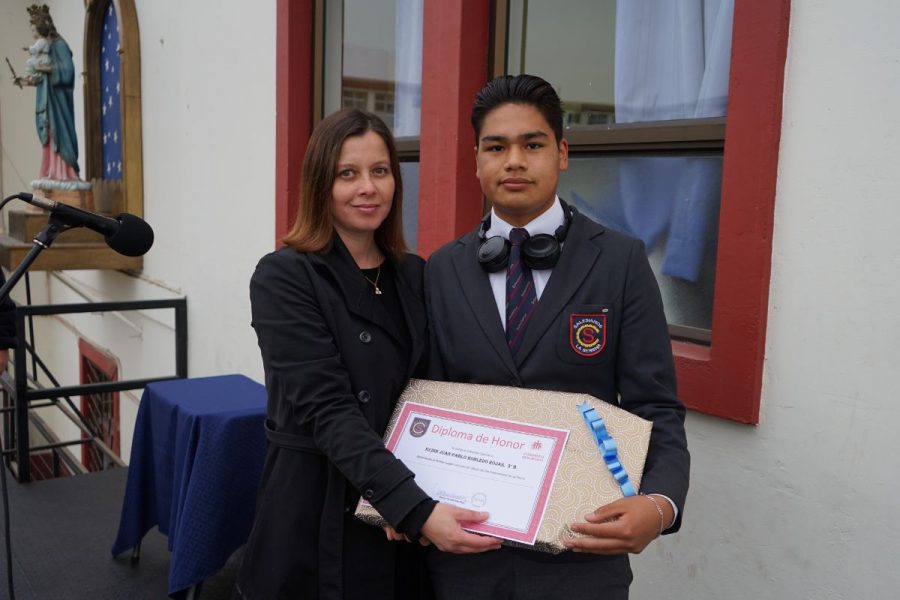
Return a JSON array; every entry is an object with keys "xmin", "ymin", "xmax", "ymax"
[{"xmin": 235, "ymin": 109, "xmax": 496, "ymax": 600}]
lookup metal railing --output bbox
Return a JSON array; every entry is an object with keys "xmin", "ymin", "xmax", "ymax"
[{"xmin": 0, "ymin": 298, "xmax": 188, "ymax": 482}]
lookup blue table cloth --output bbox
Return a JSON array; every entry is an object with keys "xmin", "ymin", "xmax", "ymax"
[{"xmin": 111, "ymin": 374, "xmax": 267, "ymax": 596}]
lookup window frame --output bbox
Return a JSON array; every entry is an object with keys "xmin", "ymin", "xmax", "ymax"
[{"xmin": 673, "ymin": 0, "xmax": 789, "ymax": 424}]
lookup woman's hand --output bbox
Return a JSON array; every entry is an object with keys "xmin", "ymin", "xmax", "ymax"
[
  {"xmin": 381, "ymin": 525, "xmax": 434, "ymax": 546},
  {"xmin": 420, "ymin": 503, "xmax": 502, "ymax": 554},
  {"xmin": 382, "ymin": 525, "xmax": 409, "ymax": 542}
]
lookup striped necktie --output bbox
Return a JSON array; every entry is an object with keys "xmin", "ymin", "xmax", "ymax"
[{"xmin": 506, "ymin": 227, "xmax": 538, "ymax": 356}]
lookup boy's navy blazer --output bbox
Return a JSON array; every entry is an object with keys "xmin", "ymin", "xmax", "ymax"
[{"xmin": 426, "ymin": 208, "xmax": 690, "ymax": 529}]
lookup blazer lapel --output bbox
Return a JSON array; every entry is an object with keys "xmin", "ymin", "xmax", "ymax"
[
  {"xmin": 450, "ymin": 231, "xmax": 519, "ymax": 378},
  {"xmin": 515, "ymin": 213, "xmax": 605, "ymax": 364}
]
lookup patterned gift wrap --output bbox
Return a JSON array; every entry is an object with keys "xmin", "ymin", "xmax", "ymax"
[{"xmin": 355, "ymin": 379, "xmax": 651, "ymax": 553}]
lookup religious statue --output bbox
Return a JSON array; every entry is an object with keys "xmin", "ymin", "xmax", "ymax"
[{"xmin": 8, "ymin": 4, "xmax": 90, "ymax": 193}]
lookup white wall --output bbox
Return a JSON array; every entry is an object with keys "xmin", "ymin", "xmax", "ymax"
[
  {"xmin": 0, "ymin": 1, "xmax": 275, "ymax": 464},
  {"xmin": 133, "ymin": 0, "xmax": 275, "ymax": 380},
  {"xmin": 632, "ymin": 1, "xmax": 900, "ymax": 597}
]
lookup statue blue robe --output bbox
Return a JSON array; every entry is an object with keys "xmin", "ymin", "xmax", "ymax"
[{"xmin": 35, "ymin": 37, "xmax": 79, "ymax": 175}]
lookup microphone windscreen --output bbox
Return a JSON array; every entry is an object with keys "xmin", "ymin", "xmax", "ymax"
[{"xmin": 105, "ymin": 213, "xmax": 154, "ymax": 256}]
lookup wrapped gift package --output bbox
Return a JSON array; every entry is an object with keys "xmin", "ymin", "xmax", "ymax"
[{"xmin": 355, "ymin": 379, "xmax": 652, "ymax": 553}]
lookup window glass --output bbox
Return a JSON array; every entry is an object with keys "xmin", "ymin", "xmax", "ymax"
[
  {"xmin": 507, "ymin": 0, "xmax": 733, "ymax": 337},
  {"xmin": 399, "ymin": 161, "xmax": 419, "ymax": 251},
  {"xmin": 507, "ymin": 0, "xmax": 733, "ymax": 128},
  {"xmin": 560, "ymin": 154, "xmax": 722, "ymax": 331},
  {"xmin": 100, "ymin": 2, "xmax": 122, "ymax": 180},
  {"xmin": 324, "ymin": 0, "xmax": 423, "ymax": 137}
]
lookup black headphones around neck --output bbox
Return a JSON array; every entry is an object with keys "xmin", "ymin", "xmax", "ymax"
[{"xmin": 477, "ymin": 200, "xmax": 576, "ymax": 273}]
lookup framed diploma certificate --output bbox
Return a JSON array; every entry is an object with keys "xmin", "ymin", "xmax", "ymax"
[
  {"xmin": 384, "ymin": 402, "xmax": 568, "ymax": 545},
  {"xmin": 356, "ymin": 379, "xmax": 652, "ymax": 553}
]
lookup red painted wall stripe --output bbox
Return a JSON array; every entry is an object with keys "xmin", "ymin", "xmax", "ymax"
[
  {"xmin": 274, "ymin": 0, "xmax": 314, "ymax": 247},
  {"xmin": 417, "ymin": 0, "xmax": 491, "ymax": 257}
]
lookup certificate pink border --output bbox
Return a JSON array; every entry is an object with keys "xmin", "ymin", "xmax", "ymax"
[{"xmin": 387, "ymin": 402, "xmax": 568, "ymax": 545}]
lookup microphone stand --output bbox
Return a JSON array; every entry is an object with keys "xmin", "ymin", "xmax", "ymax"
[
  {"xmin": 0, "ymin": 209, "xmax": 69, "ymax": 600},
  {"xmin": 0, "ymin": 215, "xmax": 67, "ymax": 302}
]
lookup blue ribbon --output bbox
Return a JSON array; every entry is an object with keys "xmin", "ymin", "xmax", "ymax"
[{"xmin": 577, "ymin": 401, "xmax": 636, "ymax": 497}]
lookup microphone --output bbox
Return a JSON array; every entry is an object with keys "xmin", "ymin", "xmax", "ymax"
[{"xmin": 17, "ymin": 192, "xmax": 154, "ymax": 257}]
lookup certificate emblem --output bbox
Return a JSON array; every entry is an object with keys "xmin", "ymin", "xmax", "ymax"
[
  {"xmin": 570, "ymin": 313, "xmax": 606, "ymax": 356},
  {"xmin": 409, "ymin": 417, "xmax": 431, "ymax": 437}
]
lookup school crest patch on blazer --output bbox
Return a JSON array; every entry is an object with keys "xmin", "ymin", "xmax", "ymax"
[{"xmin": 570, "ymin": 313, "xmax": 606, "ymax": 356}]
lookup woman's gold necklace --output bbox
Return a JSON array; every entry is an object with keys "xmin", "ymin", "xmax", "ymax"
[{"xmin": 363, "ymin": 265, "xmax": 382, "ymax": 295}]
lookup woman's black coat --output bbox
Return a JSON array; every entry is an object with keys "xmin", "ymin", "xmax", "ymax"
[{"xmin": 235, "ymin": 238, "xmax": 430, "ymax": 600}]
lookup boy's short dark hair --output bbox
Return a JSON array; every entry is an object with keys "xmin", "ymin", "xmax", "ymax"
[{"xmin": 470, "ymin": 74, "xmax": 564, "ymax": 145}]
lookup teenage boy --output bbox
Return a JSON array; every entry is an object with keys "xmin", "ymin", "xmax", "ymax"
[{"xmin": 424, "ymin": 74, "xmax": 690, "ymax": 599}]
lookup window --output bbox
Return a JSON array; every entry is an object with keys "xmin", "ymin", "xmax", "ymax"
[
  {"xmin": 84, "ymin": 0, "xmax": 143, "ymax": 218},
  {"xmin": 99, "ymin": 3, "xmax": 123, "ymax": 181},
  {"xmin": 399, "ymin": 161, "xmax": 419, "ymax": 250},
  {"xmin": 322, "ymin": 0, "xmax": 423, "ymax": 137},
  {"xmin": 278, "ymin": 0, "xmax": 789, "ymax": 422},
  {"xmin": 373, "ymin": 91, "xmax": 395, "ymax": 117},
  {"xmin": 341, "ymin": 88, "xmax": 369, "ymax": 109},
  {"xmin": 499, "ymin": 0, "xmax": 733, "ymax": 343},
  {"xmin": 491, "ymin": 0, "xmax": 787, "ymax": 422},
  {"xmin": 563, "ymin": 152, "xmax": 721, "ymax": 334},
  {"xmin": 318, "ymin": 0, "xmax": 423, "ymax": 246}
]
